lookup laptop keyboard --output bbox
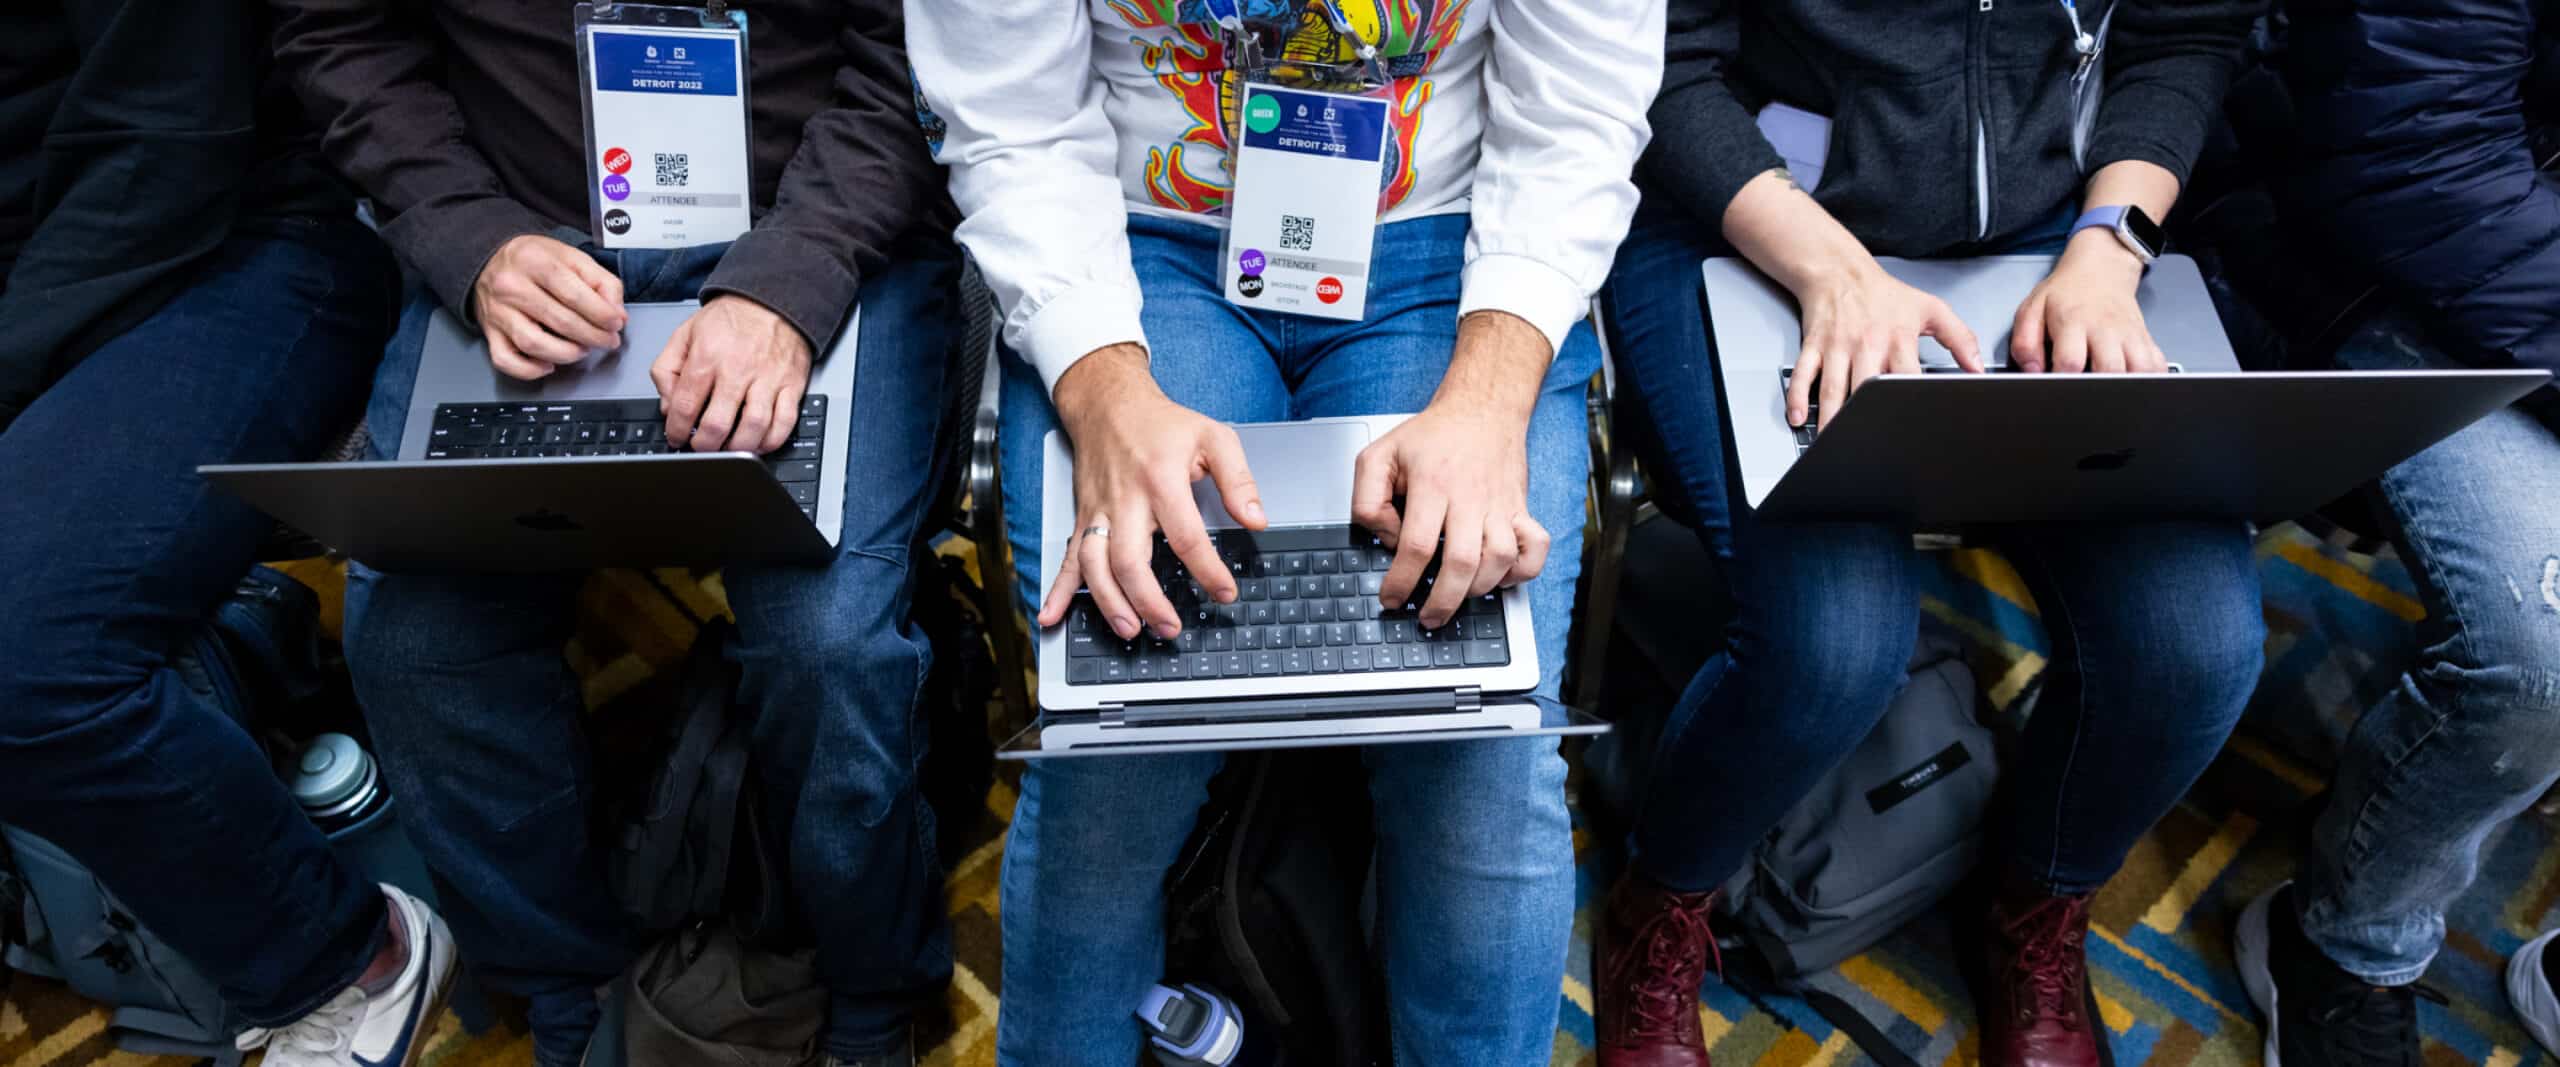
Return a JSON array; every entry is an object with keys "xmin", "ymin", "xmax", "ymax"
[
  {"xmin": 1063, "ymin": 524, "xmax": 1511, "ymax": 687},
  {"xmin": 422, "ymin": 397, "xmax": 829, "ymax": 520}
]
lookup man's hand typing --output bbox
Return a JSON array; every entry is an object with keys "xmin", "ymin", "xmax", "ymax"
[{"xmin": 1041, "ymin": 343, "xmax": 1267, "ymax": 642}]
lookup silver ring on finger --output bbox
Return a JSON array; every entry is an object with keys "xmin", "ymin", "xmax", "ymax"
[{"xmin": 1084, "ymin": 524, "xmax": 1110, "ymax": 540}]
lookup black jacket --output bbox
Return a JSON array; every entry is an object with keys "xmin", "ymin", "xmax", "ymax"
[
  {"xmin": 0, "ymin": 0, "xmax": 349, "ymax": 430},
  {"xmin": 2283, "ymin": 0, "xmax": 2560, "ymax": 373},
  {"xmin": 268, "ymin": 0, "xmax": 947, "ymax": 349},
  {"xmin": 1644, "ymin": 0, "xmax": 2261, "ymax": 254}
]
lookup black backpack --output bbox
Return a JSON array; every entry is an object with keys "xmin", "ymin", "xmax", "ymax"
[
  {"xmin": 1162, "ymin": 749, "xmax": 1390, "ymax": 1067},
  {"xmin": 598, "ymin": 618, "xmax": 793, "ymax": 944}
]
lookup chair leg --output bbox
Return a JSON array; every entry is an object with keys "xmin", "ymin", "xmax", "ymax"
[{"xmin": 964, "ymin": 330, "xmax": 1038, "ymax": 735}]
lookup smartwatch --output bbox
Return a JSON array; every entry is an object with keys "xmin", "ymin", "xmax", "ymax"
[{"xmin": 2070, "ymin": 205, "xmax": 2165, "ymax": 264}]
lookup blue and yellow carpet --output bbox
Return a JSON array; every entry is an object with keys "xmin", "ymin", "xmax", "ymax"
[{"xmin": 4, "ymin": 524, "xmax": 2555, "ymax": 1066}]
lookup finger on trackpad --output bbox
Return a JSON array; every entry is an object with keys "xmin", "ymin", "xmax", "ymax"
[{"xmin": 1193, "ymin": 421, "xmax": 1371, "ymax": 527}]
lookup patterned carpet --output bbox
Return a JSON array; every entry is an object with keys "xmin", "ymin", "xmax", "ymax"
[{"xmin": 5, "ymin": 525, "xmax": 2557, "ymax": 1066}]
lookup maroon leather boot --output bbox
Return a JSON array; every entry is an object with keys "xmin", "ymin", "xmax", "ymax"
[
  {"xmin": 1979, "ymin": 881, "xmax": 2106, "ymax": 1067},
  {"xmin": 1593, "ymin": 873, "xmax": 1719, "ymax": 1067}
]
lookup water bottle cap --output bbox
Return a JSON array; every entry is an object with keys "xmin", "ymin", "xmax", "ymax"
[{"xmin": 291, "ymin": 734, "xmax": 377, "ymax": 815}]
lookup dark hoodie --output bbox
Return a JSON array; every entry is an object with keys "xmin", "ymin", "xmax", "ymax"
[
  {"xmin": 1641, "ymin": 0, "xmax": 2262, "ymax": 254},
  {"xmin": 0, "ymin": 0, "xmax": 350, "ymax": 430}
]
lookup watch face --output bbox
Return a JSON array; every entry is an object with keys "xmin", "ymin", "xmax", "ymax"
[{"xmin": 2122, "ymin": 207, "xmax": 2166, "ymax": 256}]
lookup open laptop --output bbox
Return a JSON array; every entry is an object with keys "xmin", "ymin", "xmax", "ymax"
[
  {"xmin": 202, "ymin": 302, "xmax": 856, "ymax": 571},
  {"xmin": 999, "ymin": 414, "xmax": 1609, "ymax": 759},
  {"xmin": 1703, "ymin": 255, "xmax": 2550, "ymax": 524}
]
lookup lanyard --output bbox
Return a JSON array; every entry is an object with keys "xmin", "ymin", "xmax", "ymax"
[
  {"xmin": 590, "ymin": 0, "xmax": 730, "ymax": 22},
  {"xmin": 2057, "ymin": 0, "xmax": 2096, "ymax": 55}
]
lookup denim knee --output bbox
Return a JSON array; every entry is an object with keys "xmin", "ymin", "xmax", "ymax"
[
  {"xmin": 1727, "ymin": 560, "xmax": 1921, "ymax": 726},
  {"xmin": 729, "ymin": 548, "xmax": 931, "ymax": 828},
  {"xmin": 2416, "ymin": 613, "xmax": 2560, "ymax": 789}
]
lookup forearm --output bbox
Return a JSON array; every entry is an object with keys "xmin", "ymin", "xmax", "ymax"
[{"xmin": 1720, "ymin": 168, "xmax": 1879, "ymax": 294}]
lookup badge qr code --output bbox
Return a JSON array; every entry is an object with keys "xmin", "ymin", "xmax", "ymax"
[
  {"xmin": 655, "ymin": 152, "xmax": 690, "ymax": 187},
  {"xmin": 1280, "ymin": 214, "xmax": 1315, "ymax": 251}
]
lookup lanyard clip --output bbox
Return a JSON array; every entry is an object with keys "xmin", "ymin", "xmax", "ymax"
[
  {"xmin": 2057, "ymin": 0, "xmax": 2096, "ymax": 54},
  {"xmin": 1313, "ymin": 0, "xmax": 1390, "ymax": 86},
  {"xmin": 704, "ymin": 0, "xmax": 730, "ymax": 23},
  {"xmin": 1202, "ymin": 0, "xmax": 1264, "ymax": 73}
]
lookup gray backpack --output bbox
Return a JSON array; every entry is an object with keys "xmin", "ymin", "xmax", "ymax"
[
  {"xmin": 1706, "ymin": 625, "xmax": 1999, "ymax": 1067},
  {"xmin": 1717, "ymin": 625, "xmax": 1999, "ymax": 978},
  {"xmin": 1, "ymin": 827, "xmax": 247, "ymax": 1065}
]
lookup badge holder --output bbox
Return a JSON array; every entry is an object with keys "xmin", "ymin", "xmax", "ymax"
[
  {"xmin": 1213, "ymin": 1, "xmax": 1400, "ymax": 322},
  {"xmin": 573, "ymin": 2, "xmax": 754, "ymax": 249}
]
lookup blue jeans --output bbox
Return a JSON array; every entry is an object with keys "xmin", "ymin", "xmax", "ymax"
[
  {"xmin": 1599, "ymin": 205, "xmax": 2267, "ymax": 894},
  {"xmin": 0, "ymin": 215, "xmax": 396, "ymax": 1026},
  {"xmin": 2295, "ymin": 308, "xmax": 2560, "ymax": 984},
  {"xmin": 995, "ymin": 212, "xmax": 1589, "ymax": 1065},
  {"xmin": 343, "ymin": 236, "xmax": 958, "ymax": 1064}
]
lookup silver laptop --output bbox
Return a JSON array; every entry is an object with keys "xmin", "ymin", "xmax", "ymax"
[
  {"xmin": 1000, "ymin": 414, "xmax": 1608, "ymax": 759},
  {"xmin": 1703, "ymin": 255, "xmax": 2550, "ymax": 524},
  {"xmin": 202, "ymin": 301, "xmax": 857, "ymax": 571}
]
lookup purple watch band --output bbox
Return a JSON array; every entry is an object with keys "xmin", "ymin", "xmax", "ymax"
[{"xmin": 2071, "ymin": 205, "xmax": 2129, "ymax": 238}]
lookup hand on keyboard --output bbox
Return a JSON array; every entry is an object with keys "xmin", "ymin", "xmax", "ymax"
[
  {"xmin": 1042, "ymin": 344, "xmax": 1267, "ymax": 642},
  {"xmin": 1781, "ymin": 264, "xmax": 1983, "ymax": 435},
  {"xmin": 1060, "ymin": 525, "xmax": 1511, "ymax": 686},
  {"xmin": 2011, "ymin": 226, "xmax": 2169, "ymax": 375},
  {"xmin": 1351, "ymin": 315, "xmax": 1555, "ymax": 630},
  {"xmin": 651, "ymin": 295, "xmax": 814, "ymax": 454}
]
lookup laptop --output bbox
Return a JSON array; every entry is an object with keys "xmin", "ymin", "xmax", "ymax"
[
  {"xmin": 202, "ymin": 302, "xmax": 856, "ymax": 571},
  {"xmin": 1703, "ymin": 255, "xmax": 2551, "ymax": 524},
  {"xmin": 999, "ymin": 414, "xmax": 1609, "ymax": 759}
]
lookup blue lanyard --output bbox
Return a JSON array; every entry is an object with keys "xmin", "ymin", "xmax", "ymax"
[{"xmin": 2057, "ymin": 0, "xmax": 2097, "ymax": 55}]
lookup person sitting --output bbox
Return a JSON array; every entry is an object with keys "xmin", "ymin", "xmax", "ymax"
[
  {"xmin": 266, "ymin": 1, "xmax": 957, "ymax": 1062},
  {"xmin": 0, "ymin": 3, "xmax": 453, "ymax": 1064},
  {"xmin": 2233, "ymin": 0, "xmax": 2560, "ymax": 1061},
  {"xmin": 1593, "ymin": 0, "xmax": 2263, "ymax": 1063},
  {"xmin": 906, "ymin": 0, "xmax": 1662, "ymax": 1061}
]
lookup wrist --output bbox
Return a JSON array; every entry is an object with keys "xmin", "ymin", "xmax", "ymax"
[
  {"xmin": 2060, "ymin": 227, "xmax": 2147, "ymax": 281},
  {"xmin": 1771, "ymin": 243, "xmax": 1885, "ymax": 299},
  {"xmin": 1053, "ymin": 343, "xmax": 1156, "ymax": 437},
  {"xmin": 1434, "ymin": 312, "xmax": 1546, "ymax": 424}
]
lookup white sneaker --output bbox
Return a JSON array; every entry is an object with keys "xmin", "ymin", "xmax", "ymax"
[
  {"xmin": 2507, "ymin": 929, "xmax": 2560, "ymax": 1059},
  {"xmin": 263, "ymin": 885, "xmax": 456, "ymax": 1067}
]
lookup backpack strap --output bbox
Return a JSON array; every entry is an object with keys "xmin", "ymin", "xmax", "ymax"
[
  {"xmin": 1717, "ymin": 936, "xmax": 1926, "ymax": 1067},
  {"xmin": 0, "ymin": 841, "xmax": 22, "ymax": 993},
  {"xmin": 1796, "ymin": 985, "xmax": 1925, "ymax": 1067},
  {"xmin": 1213, "ymin": 753, "xmax": 1292, "ymax": 1028}
]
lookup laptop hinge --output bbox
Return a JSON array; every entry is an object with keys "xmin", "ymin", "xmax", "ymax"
[{"xmin": 1100, "ymin": 686, "xmax": 1483, "ymax": 727}]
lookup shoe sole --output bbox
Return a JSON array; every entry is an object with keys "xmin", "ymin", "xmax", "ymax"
[
  {"xmin": 2506, "ymin": 929, "xmax": 2560, "ymax": 1060},
  {"xmin": 2234, "ymin": 886, "xmax": 2284, "ymax": 1067}
]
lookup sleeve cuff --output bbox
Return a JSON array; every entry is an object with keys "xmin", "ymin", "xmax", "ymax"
[
  {"xmin": 378, "ymin": 197, "xmax": 559, "ymax": 326},
  {"xmin": 702, "ymin": 228, "xmax": 863, "ymax": 351},
  {"xmin": 1459, "ymin": 253, "xmax": 1588, "ymax": 357},
  {"xmin": 1017, "ymin": 281, "xmax": 1150, "ymax": 395}
]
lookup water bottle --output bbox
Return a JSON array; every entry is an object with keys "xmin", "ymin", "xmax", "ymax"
[
  {"xmin": 284, "ymin": 733, "xmax": 495, "ymax": 1032},
  {"xmin": 288, "ymin": 734, "xmax": 389, "ymax": 834}
]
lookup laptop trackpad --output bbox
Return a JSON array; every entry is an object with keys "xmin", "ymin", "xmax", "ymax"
[{"xmin": 1196, "ymin": 421, "xmax": 1372, "ymax": 528}]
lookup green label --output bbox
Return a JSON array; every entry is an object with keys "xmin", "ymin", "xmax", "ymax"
[{"xmin": 1244, "ymin": 93, "xmax": 1282, "ymax": 135}]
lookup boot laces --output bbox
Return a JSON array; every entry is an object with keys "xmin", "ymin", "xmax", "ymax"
[
  {"xmin": 2003, "ymin": 897, "xmax": 2089, "ymax": 1029},
  {"xmin": 1622, "ymin": 897, "xmax": 1720, "ymax": 1037}
]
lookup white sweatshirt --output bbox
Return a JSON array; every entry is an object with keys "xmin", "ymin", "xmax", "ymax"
[{"xmin": 908, "ymin": 0, "xmax": 1664, "ymax": 393}]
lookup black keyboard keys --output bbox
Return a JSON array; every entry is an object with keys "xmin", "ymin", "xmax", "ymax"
[
  {"xmin": 1060, "ymin": 524, "xmax": 1512, "ymax": 685},
  {"xmin": 425, "ymin": 395, "xmax": 831, "ymax": 522}
]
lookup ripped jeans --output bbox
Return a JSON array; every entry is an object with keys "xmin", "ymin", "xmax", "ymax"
[{"xmin": 2295, "ymin": 305, "xmax": 2560, "ymax": 984}]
